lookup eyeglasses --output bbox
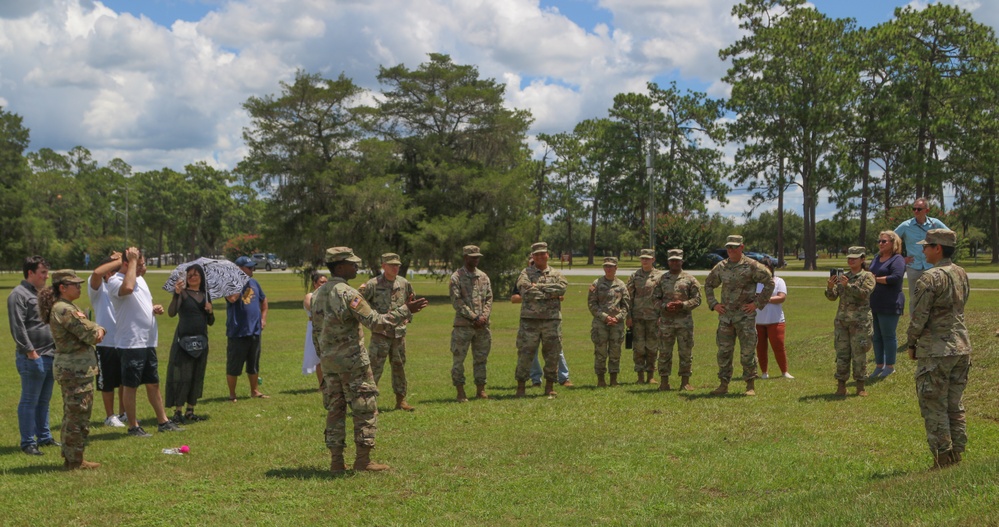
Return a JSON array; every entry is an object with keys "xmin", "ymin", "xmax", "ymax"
[
  {"xmin": 878, "ymin": 239, "xmax": 890, "ymax": 244},
  {"xmin": 912, "ymin": 207, "xmax": 925, "ymax": 211}
]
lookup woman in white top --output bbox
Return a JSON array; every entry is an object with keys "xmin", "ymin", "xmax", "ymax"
[
  {"xmin": 755, "ymin": 261, "xmax": 793, "ymax": 379},
  {"xmin": 302, "ymin": 271, "xmax": 327, "ymax": 388}
]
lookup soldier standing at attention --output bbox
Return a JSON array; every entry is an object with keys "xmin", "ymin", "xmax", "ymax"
[
  {"xmin": 38, "ymin": 270, "xmax": 106, "ymax": 470},
  {"xmin": 514, "ymin": 242, "xmax": 568, "ymax": 398},
  {"xmin": 449, "ymin": 245, "xmax": 493, "ymax": 402},
  {"xmin": 653, "ymin": 249, "xmax": 701, "ymax": 391},
  {"xmin": 588, "ymin": 257, "xmax": 630, "ymax": 387},
  {"xmin": 360, "ymin": 253, "xmax": 416, "ymax": 412},
  {"xmin": 627, "ymin": 249, "xmax": 664, "ymax": 384},
  {"xmin": 825, "ymin": 246, "xmax": 875, "ymax": 397},
  {"xmin": 905, "ymin": 229, "xmax": 971, "ymax": 469},
  {"xmin": 312, "ymin": 247, "xmax": 427, "ymax": 475},
  {"xmin": 704, "ymin": 235, "xmax": 774, "ymax": 396}
]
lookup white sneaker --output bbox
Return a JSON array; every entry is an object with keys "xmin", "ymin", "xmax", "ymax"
[
  {"xmin": 104, "ymin": 414, "xmax": 126, "ymax": 428},
  {"xmin": 782, "ymin": 372, "xmax": 794, "ymax": 379},
  {"xmin": 760, "ymin": 372, "xmax": 769, "ymax": 379}
]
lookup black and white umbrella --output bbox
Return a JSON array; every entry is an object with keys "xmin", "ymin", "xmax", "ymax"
[{"xmin": 162, "ymin": 257, "xmax": 248, "ymax": 300}]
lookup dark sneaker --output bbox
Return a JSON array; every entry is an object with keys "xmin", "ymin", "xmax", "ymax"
[
  {"xmin": 38, "ymin": 439, "xmax": 61, "ymax": 447},
  {"xmin": 128, "ymin": 426, "xmax": 152, "ymax": 438},
  {"xmin": 22, "ymin": 445, "xmax": 43, "ymax": 456},
  {"xmin": 158, "ymin": 421, "xmax": 184, "ymax": 433}
]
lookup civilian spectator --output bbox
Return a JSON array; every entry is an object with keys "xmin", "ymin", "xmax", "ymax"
[
  {"xmin": 88, "ymin": 253, "xmax": 126, "ymax": 427},
  {"xmin": 895, "ymin": 197, "xmax": 949, "ymax": 312},
  {"xmin": 166, "ymin": 264, "xmax": 214, "ymax": 423},
  {"xmin": 870, "ymin": 231, "xmax": 906, "ymax": 378},
  {"xmin": 225, "ymin": 256, "xmax": 269, "ymax": 400},
  {"xmin": 755, "ymin": 261, "xmax": 793, "ymax": 380}
]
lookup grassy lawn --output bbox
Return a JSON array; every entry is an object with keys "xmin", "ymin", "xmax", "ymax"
[{"xmin": 1, "ymin": 271, "xmax": 998, "ymax": 526}]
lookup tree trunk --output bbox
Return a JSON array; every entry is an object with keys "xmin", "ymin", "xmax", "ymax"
[
  {"xmin": 859, "ymin": 140, "xmax": 871, "ymax": 245},
  {"xmin": 777, "ymin": 155, "xmax": 785, "ymax": 268},
  {"xmin": 588, "ymin": 196, "xmax": 598, "ymax": 265},
  {"xmin": 990, "ymin": 175, "xmax": 998, "ymax": 264}
]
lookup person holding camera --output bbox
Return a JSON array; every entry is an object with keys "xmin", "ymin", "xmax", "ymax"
[
  {"xmin": 166, "ymin": 264, "xmax": 214, "ymax": 424},
  {"xmin": 825, "ymin": 247, "xmax": 875, "ymax": 397}
]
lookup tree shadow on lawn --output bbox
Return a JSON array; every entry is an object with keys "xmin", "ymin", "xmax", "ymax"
[
  {"xmin": 5, "ymin": 464, "xmax": 68, "ymax": 475},
  {"xmin": 797, "ymin": 393, "xmax": 849, "ymax": 403},
  {"xmin": 0, "ymin": 445, "xmax": 26, "ymax": 456},
  {"xmin": 265, "ymin": 466, "xmax": 354, "ymax": 480},
  {"xmin": 280, "ymin": 388, "xmax": 321, "ymax": 396},
  {"xmin": 678, "ymin": 392, "xmax": 754, "ymax": 401}
]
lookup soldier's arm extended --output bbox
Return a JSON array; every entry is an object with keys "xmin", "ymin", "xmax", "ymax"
[
  {"xmin": 905, "ymin": 273, "xmax": 936, "ymax": 349},
  {"xmin": 753, "ymin": 265, "xmax": 775, "ymax": 310},
  {"xmin": 704, "ymin": 265, "xmax": 721, "ymax": 310},
  {"xmin": 684, "ymin": 279, "xmax": 702, "ymax": 311},
  {"xmin": 449, "ymin": 272, "xmax": 477, "ymax": 321},
  {"xmin": 403, "ymin": 280, "xmax": 416, "ymax": 323},
  {"xmin": 347, "ymin": 291, "xmax": 416, "ymax": 330},
  {"xmin": 54, "ymin": 304, "xmax": 104, "ymax": 348}
]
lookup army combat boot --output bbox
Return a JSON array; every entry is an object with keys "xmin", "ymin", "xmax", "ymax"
[
  {"xmin": 745, "ymin": 378, "xmax": 756, "ymax": 396},
  {"xmin": 353, "ymin": 446, "xmax": 390, "ymax": 472},
  {"xmin": 515, "ymin": 381, "xmax": 527, "ymax": 398},
  {"xmin": 710, "ymin": 381, "xmax": 729, "ymax": 395},
  {"xmin": 835, "ymin": 380, "xmax": 847, "ymax": 396},
  {"xmin": 856, "ymin": 381, "xmax": 868, "ymax": 397},
  {"xmin": 456, "ymin": 385, "xmax": 469, "ymax": 403},
  {"xmin": 932, "ymin": 451, "xmax": 955, "ymax": 470},
  {"xmin": 475, "ymin": 384, "xmax": 488, "ymax": 399},
  {"xmin": 330, "ymin": 448, "xmax": 347, "ymax": 475},
  {"xmin": 659, "ymin": 377, "xmax": 672, "ymax": 391},
  {"xmin": 544, "ymin": 380, "xmax": 558, "ymax": 397},
  {"xmin": 609, "ymin": 373, "xmax": 619, "ymax": 387},
  {"xmin": 65, "ymin": 459, "xmax": 101, "ymax": 470},
  {"xmin": 597, "ymin": 374, "xmax": 607, "ymax": 387},
  {"xmin": 680, "ymin": 376, "xmax": 693, "ymax": 391},
  {"xmin": 396, "ymin": 393, "xmax": 415, "ymax": 411},
  {"xmin": 637, "ymin": 371, "xmax": 645, "ymax": 384},
  {"xmin": 647, "ymin": 371, "xmax": 656, "ymax": 384}
]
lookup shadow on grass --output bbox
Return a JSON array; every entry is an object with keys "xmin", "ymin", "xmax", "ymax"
[
  {"xmin": 280, "ymin": 388, "xmax": 322, "ymax": 396},
  {"xmin": 265, "ymin": 466, "xmax": 353, "ymax": 480},
  {"xmin": 869, "ymin": 468, "xmax": 909, "ymax": 480},
  {"xmin": 87, "ymin": 431, "xmax": 129, "ymax": 442},
  {"xmin": 797, "ymin": 393, "xmax": 847, "ymax": 403},
  {"xmin": 6, "ymin": 464, "xmax": 68, "ymax": 475},
  {"xmin": 200, "ymin": 396, "xmax": 242, "ymax": 404},
  {"xmin": 678, "ymin": 392, "xmax": 749, "ymax": 400}
]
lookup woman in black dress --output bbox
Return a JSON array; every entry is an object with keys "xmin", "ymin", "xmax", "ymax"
[{"xmin": 166, "ymin": 264, "xmax": 214, "ymax": 423}]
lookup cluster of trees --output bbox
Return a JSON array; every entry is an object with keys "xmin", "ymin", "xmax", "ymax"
[{"xmin": 2, "ymin": 0, "xmax": 998, "ymax": 278}]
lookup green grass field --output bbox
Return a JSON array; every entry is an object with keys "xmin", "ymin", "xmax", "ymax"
[{"xmin": 1, "ymin": 271, "xmax": 998, "ymax": 526}]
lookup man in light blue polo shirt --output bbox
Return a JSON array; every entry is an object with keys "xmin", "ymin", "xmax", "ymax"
[{"xmin": 895, "ymin": 197, "xmax": 949, "ymax": 311}]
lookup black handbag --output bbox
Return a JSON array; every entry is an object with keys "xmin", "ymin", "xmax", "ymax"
[{"xmin": 179, "ymin": 335, "xmax": 208, "ymax": 358}]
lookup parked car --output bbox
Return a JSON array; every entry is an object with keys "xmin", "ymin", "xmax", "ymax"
[
  {"xmin": 746, "ymin": 251, "xmax": 782, "ymax": 268},
  {"xmin": 251, "ymin": 253, "xmax": 287, "ymax": 271}
]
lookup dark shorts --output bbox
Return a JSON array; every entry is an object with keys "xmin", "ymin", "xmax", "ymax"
[
  {"xmin": 120, "ymin": 347, "xmax": 160, "ymax": 388},
  {"xmin": 227, "ymin": 335, "xmax": 261, "ymax": 376},
  {"xmin": 96, "ymin": 346, "xmax": 122, "ymax": 391}
]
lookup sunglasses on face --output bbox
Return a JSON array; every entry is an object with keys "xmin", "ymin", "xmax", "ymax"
[
  {"xmin": 912, "ymin": 207, "xmax": 925, "ymax": 211},
  {"xmin": 878, "ymin": 239, "xmax": 890, "ymax": 244}
]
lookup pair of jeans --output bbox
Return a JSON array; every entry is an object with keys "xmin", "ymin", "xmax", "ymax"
[
  {"xmin": 872, "ymin": 312, "xmax": 900, "ymax": 366},
  {"xmin": 15, "ymin": 354, "xmax": 55, "ymax": 449},
  {"xmin": 530, "ymin": 350, "xmax": 569, "ymax": 384}
]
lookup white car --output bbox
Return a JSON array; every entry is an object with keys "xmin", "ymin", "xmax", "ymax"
[{"xmin": 251, "ymin": 253, "xmax": 287, "ymax": 271}]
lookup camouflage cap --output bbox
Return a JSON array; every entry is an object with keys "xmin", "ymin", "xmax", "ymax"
[
  {"xmin": 724, "ymin": 235, "xmax": 744, "ymax": 248},
  {"xmin": 846, "ymin": 246, "xmax": 867, "ymax": 258},
  {"xmin": 51, "ymin": 269, "xmax": 84, "ymax": 285},
  {"xmin": 639, "ymin": 248, "xmax": 655, "ymax": 259},
  {"xmin": 602, "ymin": 257, "xmax": 618, "ymax": 266},
  {"xmin": 917, "ymin": 229, "xmax": 957, "ymax": 248},
  {"xmin": 325, "ymin": 246, "xmax": 361, "ymax": 264},
  {"xmin": 381, "ymin": 253, "xmax": 402, "ymax": 265},
  {"xmin": 531, "ymin": 242, "xmax": 549, "ymax": 255},
  {"xmin": 462, "ymin": 245, "xmax": 483, "ymax": 257},
  {"xmin": 667, "ymin": 249, "xmax": 684, "ymax": 261}
]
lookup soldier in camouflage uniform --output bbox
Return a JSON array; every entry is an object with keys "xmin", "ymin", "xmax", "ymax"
[
  {"xmin": 905, "ymin": 229, "xmax": 971, "ymax": 469},
  {"xmin": 627, "ymin": 249, "xmax": 664, "ymax": 384},
  {"xmin": 588, "ymin": 257, "xmax": 630, "ymax": 387},
  {"xmin": 514, "ymin": 242, "xmax": 568, "ymax": 397},
  {"xmin": 704, "ymin": 235, "xmax": 774, "ymax": 396},
  {"xmin": 449, "ymin": 245, "xmax": 493, "ymax": 402},
  {"xmin": 360, "ymin": 253, "xmax": 416, "ymax": 412},
  {"xmin": 653, "ymin": 249, "xmax": 701, "ymax": 391},
  {"xmin": 312, "ymin": 247, "xmax": 427, "ymax": 474},
  {"xmin": 41, "ymin": 270, "xmax": 106, "ymax": 470},
  {"xmin": 824, "ymin": 246, "xmax": 875, "ymax": 397}
]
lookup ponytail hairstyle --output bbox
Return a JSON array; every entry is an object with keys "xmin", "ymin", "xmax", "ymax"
[{"xmin": 37, "ymin": 284, "xmax": 62, "ymax": 324}]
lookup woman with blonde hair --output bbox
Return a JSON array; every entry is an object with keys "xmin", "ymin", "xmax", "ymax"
[{"xmin": 869, "ymin": 230, "xmax": 906, "ymax": 378}]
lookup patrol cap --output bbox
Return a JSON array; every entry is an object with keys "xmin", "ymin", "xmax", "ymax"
[
  {"xmin": 381, "ymin": 253, "xmax": 402, "ymax": 265},
  {"xmin": 234, "ymin": 256, "xmax": 255, "ymax": 268},
  {"xmin": 51, "ymin": 269, "xmax": 84, "ymax": 285},
  {"xmin": 846, "ymin": 246, "xmax": 866, "ymax": 258},
  {"xmin": 639, "ymin": 248, "xmax": 655, "ymax": 259},
  {"xmin": 325, "ymin": 246, "xmax": 362, "ymax": 264},
  {"xmin": 724, "ymin": 235, "xmax": 744, "ymax": 248},
  {"xmin": 602, "ymin": 257, "xmax": 618, "ymax": 267},
  {"xmin": 463, "ymin": 245, "xmax": 483, "ymax": 257},
  {"xmin": 667, "ymin": 249, "xmax": 684, "ymax": 261},
  {"xmin": 531, "ymin": 242, "xmax": 549, "ymax": 255},
  {"xmin": 917, "ymin": 229, "xmax": 957, "ymax": 248}
]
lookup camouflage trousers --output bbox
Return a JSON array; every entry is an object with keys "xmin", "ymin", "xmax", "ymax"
[
  {"xmin": 716, "ymin": 312, "xmax": 758, "ymax": 382},
  {"xmin": 658, "ymin": 318, "xmax": 694, "ymax": 377},
  {"xmin": 833, "ymin": 318, "xmax": 872, "ymax": 381},
  {"xmin": 631, "ymin": 319, "xmax": 659, "ymax": 373},
  {"xmin": 451, "ymin": 325, "xmax": 491, "ymax": 386},
  {"xmin": 916, "ymin": 355, "xmax": 970, "ymax": 456},
  {"xmin": 591, "ymin": 319, "xmax": 625, "ymax": 375},
  {"xmin": 59, "ymin": 377, "xmax": 94, "ymax": 464},
  {"xmin": 515, "ymin": 319, "xmax": 562, "ymax": 382},
  {"xmin": 321, "ymin": 346, "xmax": 379, "ymax": 449},
  {"xmin": 369, "ymin": 334, "xmax": 407, "ymax": 396}
]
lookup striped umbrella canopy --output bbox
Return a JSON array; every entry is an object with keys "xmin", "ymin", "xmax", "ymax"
[{"xmin": 162, "ymin": 257, "xmax": 248, "ymax": 300}]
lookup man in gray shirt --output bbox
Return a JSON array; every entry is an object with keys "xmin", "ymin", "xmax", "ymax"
[{"xmin": 7, "ymin": 256, "xmax": 58, "ymax": 456}]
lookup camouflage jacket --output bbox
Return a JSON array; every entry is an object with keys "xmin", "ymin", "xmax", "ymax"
[
  {"xmin": 704, "ymin": 256, "xmax": 774, "ymax": 311},
  {"xmin": 311, "ymin": 277, "xmax": 411, "ymax": 359},
  {"xmin": 626, "ymin": 268, "xmax": 664, "ymax": 321},
  {"xmin": 360, "ymin": 274, "xmax": 414, "ymax": 338},
  {"xmin": 653, "ymin": 271, "xmax": 702, "ymax": 319},
  {"xmin": 516, "ymin": 266, "xmax": 567, "ymax": 320},
  {"xmin": 906, "ymin": 259, "xmax": 971, "ymax": 357},
  {"xmin": 588, "ymin": 276, "xmax": 630, "ymax": 323},
  {"xmin": 49, "ymin": 299, "xmax": 101, "ymax": 381},
  {"xmin": 824, "ymin": 269, "xmax": 875, "ymax": 323},
  {"xmin": 449, "ymin": 267, "xmax": 493, "ymax": 327}
]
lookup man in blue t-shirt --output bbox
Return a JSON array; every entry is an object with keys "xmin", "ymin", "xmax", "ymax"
[{"xmin": 225, "ymin": 256, "xmax": 269, "ymax": 401}]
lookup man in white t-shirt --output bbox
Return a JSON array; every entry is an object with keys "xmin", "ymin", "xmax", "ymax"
[
  {"xmin": 105, "ymin": 247, "xmax": 182, "ymax": 437},
  {"xmin": 87, "ymin": 253, "xmax": 126, "ymax": 428}
]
